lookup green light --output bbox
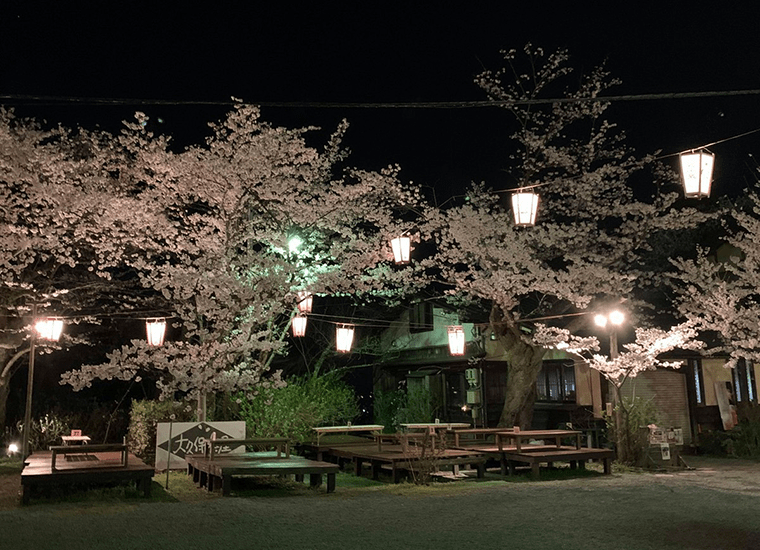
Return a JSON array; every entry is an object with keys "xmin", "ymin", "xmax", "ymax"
[{"xmin": 288, "ymin": 236, "xmax": 303, "ymax": 254}]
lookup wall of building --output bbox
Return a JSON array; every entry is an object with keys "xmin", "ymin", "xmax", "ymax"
[{"xmin": 620, "ymin": 368, "xmax": 692, "ymax": 445}]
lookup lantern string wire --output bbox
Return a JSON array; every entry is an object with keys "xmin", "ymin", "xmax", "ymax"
[{"xmin": 4, "ymin": 89, "xmax": 760, "ymax": 108}]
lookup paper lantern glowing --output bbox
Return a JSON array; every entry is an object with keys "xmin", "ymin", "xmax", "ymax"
[
  {"xmin": 146, "ymin": 318, "xmax": 167, "ymax": 346},
  {"xmin": 390, "ymin": 236, "xmax": 411, "ymax": 264},
  {"xmin": 679, "ymin": 150, "xmax": 714, "ymax": 198},
  {"xmin": 292, "ymin": 315, "xmax": 307, "ymax": 337},
  {"xmin": 447, "ymin": 325, "xmax": 466, "ymax": 356},
  {"xmin": 511, "ymin": 191, "xmax": 539, "ymax": 226},
  {"xmin": 336, "ymin": 324, "xmax": 355, "ymax": 353},
  {"xmin": 297, "ymin": 291, "xmax": 313, "ymax": 314}
]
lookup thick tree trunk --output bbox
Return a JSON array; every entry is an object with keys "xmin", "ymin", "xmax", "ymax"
[
  {"xmin": 0, "ymin": 348, "xmax": 27, "ymax": 431},
  {"xmin": 493, "ymin": 308, "xmax": 547, "ymax": 429}
]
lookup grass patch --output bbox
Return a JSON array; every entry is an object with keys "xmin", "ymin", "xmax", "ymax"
[{"xmin": 0, "ymin": 457, "xmax": 23, "ymax": 475}]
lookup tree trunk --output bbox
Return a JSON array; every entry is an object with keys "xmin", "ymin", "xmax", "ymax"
[
  {"xmin": 493, "ymin": 308, "xmax": 547, "ymax": 429},
  {"xmin": 0, "ymin": 348, "xmax": 27, "ymax": 432}
]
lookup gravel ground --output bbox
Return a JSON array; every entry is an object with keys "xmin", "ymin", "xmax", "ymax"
[{"xmin": 1, "ymin": 456, "xmax": 758, "ymax": 550}]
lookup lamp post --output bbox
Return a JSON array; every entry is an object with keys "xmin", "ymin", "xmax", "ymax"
[
  {"xmin": 22, "ymin": 305, "xmax": 63, "ymax": 459},
  {"xmin": 594, "ymin": 308, "xmax": 626, "ymax": 458}
]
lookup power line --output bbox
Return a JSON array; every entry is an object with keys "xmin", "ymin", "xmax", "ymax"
[{"xmin": 3, "ymin": 88, "xmax": 760, "ymax": 109}]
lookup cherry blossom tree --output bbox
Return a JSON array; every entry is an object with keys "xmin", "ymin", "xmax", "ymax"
[
  {"xmin": 0, "ymin": 107, "xmax": 173, "ymax": 430},
  {"xmin": 420, "ymin": 46, "xmax": 708, "ymax": 428},
  {"xmin": 672, "ymin": 187, "xmax": 760, "ymax": 368},
  {"xmin": 59, "ymin": 105, "xmax": 423, "ymax": 419}
]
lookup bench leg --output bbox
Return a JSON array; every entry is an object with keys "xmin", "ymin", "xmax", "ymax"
[
  {"xmin": 531, "ymin": 462, "xmax": 540, "ymax": 479},
  {"xmin": 392, "ymin": 465, "xmax": 402, "ymax": 484},
  {"xmin": 603, "ymin": 458, "xmax": 611, "ymax": 475},
  {"xmin": 309, "ymin": 473, "xmax": 322, "ymax": 488},
  {"xmin": 222, "ymin": 475, "xmax": 232, "ymax": 496},
  {"xmin": 578, "ymin": 460, "xmax": 586, "ymax": 470},
  {"xmin": 500, "ymin": 454, "xmax": 508, "ymax": 476},
  {"xmin": 569, "ymin": 460, "xmax": 577, "ymax": 470},
  {"xmin": 371, "ymin": 460, "xmax": 381, "ymax": 480},
  {"xmin": 295, "ymin": 474, "xmax": 304, "ymax": 482},
  {"xmin": 206, "ymin": 474, "xmax": 215, "ymax": 492},
  {"xmin": 452, "ymin": 464, "xmax": 460, "ymax": 476},
  {"xmin": 198, "ymin": 470, "xmax": 207, "ymax": 488},
  {"xmin": 508, "ymin": 460, "xmax": 516, "ymax": 476},
  {"xmin": 355, "ymin": 458, "xmax": 363, "ymax": 476},
  {"xmin": 141, "ymin": 476, "xmax": 152, "ymax": 497},
  {"xmin": 22, "ymin": 484, "xmax": 31, "ymax": 506},
  {"xmin": 327, "ymin": 473, "xmax": 336, "ymax": 493},
  {"xmin": 476, "ymin": 463, "xmax": 485, "ymax": 479}
]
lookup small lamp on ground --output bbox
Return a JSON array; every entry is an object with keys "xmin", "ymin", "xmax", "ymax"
[
  {"xmin": 390, "ymin": 235, "xmax": 411, "ymax": 264},
  {"xmin": 447, "ymin": 325, "xmax": 466, "ymax": 356},
  {"xmin": 336, "ymin": 324, "xmax": 355, "ymax": 353},
  {"xmin": 146, "ymin": 318, "xmax": 167, "ymax": 346},
  {"xmin": 511, "ymin": 191, "xmax": 539, "ymax": 227},
  {"xmin": 292, "ymin": 314, "xmax": 307, "ymax": 337},
  {"xmin": 679, "ymin": 149, "xmax": 714, "ymax": 198}
]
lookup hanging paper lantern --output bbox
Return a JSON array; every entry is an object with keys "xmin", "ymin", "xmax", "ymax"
[
  {"xmin": 292, "ymin": 314, "xmax": 307, "ymax": 337},
  {"xmin": 390, "ymin": 236, "xmax": 411, "ymax": 264},
  {"xmin": 512, "ymin": 191, "xmax": 539, "ymax": 226},
  {"xmin": 34, "ymin": 318, "xmax": 63, "ymax": 341},
  {"xmin": 336, "ymin": 324, "xmax": 355, "ymax": 353},
  {"xmin": 679, "ymin": 149, "xmax": 714, "ymax": 198},
  {"xmin": 297, "ymin": 291, "xmax": 313, "ymax": 313},
  {"xmin": 447, "ymin": 325, "xmax": 466, "ymax": 356},
  {"xmin": 145, "ymin": 318, "xmax": 167, "ymax": 346}
]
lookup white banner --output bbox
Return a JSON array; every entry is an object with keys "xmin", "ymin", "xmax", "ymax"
[{"xmin": 156, "ymin": 421, "xmax": 246, "ymax": 469}]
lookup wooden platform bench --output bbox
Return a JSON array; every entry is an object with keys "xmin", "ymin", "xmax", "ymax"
[
  {"xmin": 204, "ymin": 437, "xmax": 290, "ymax": 460},
  {"xmin": 328, "ymin": 444, "xmax": 488, "ymax": 483},
  {"xmin": 501, "ymin": 447, "xmax": 615, "ymax": 479},
  {"xmin": 49, "ymin": 443, "xmax": 128, "ymax": 471},
  {"xmin": 186, "ymin": 453, "xmax": 339, "ymax": 496},
  {"xmin": 21, "ymin": 450, "xmax": 154, "ymax": 505},
  {"xmin": 447, "ymin": 427, "xmax": 515, "ymax": 448}
]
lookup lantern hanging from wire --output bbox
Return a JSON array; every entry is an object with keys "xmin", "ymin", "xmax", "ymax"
[
  {"xmin": 511, "ymin": 190, "xmax": 539, "ymax": 226},
  {"xmin": 390, "ymin": 235, "xmax": 411, "ymax": 264},
  {"xmin": 336, "ymin": 324, "xmax": 355, "ymax": 353},
  {"xmin": 34, "ymin": 318, "xmax": 64, "ymax": 341},
  {"xmin": 447, "ymin": 325, "xmax": 466, "ymax": 356},
  {"xmin": 145, "ymin": 318, "xmax": 167, "ymax": 346},
  {"xmin": 679, "ymin": 149, "xmax": 714, "ymax": 198},
  {"xmin": 292, "ymin": 314, "xmax": 307, "ymax": 337},
  {"xmin": 297, "ymin": 291, "xmax": 313, "ymax": 314}
]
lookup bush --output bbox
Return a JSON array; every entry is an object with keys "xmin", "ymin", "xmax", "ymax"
[
  {"xmin": 127, "ymin": 399, "xmax": 194, "ymax": 465},
  {"xmin": 235, "ymin": 373, "xmax": 359, "ymax": 443},
  {"xmin": 604, "ymin": 396, "xmax": 658, "ymax": 466},
  {"xmin": 374, "ymin": 385, "xmax": 439, "ymax": 433},
  {"xmin": 16, "ymin": 412, "xmax": 72, "ymax": 452}
]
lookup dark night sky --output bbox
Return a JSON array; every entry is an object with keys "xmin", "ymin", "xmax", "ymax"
[{"xmin": 3, "ymin": 4, "xmax": 760, "ymax": 199}]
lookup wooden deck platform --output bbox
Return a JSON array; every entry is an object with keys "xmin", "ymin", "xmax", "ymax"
[
  {"xmin": 21, "ymin": 450, "xmax": 154, "ymax": 504},
  {"xmin": 186, "ymin": 452, "xmax": 340, "ymax": 495},
  {"xmin": 315, "ymin": 443, "xmax": 487, "ymax": 483}
]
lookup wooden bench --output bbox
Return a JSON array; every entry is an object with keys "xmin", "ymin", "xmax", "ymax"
[
  {"xmin": 186, "ymin": 453, "xmax": 339, "ymax": 495},
  {"xmin": 204, "ymin": 437, "xmax": 290, "ymax": 460},
  {"xmin": 501, "ymin": 447, "xmax": 615, "ymax": 478},
  {"xmin": 48, "ymin": 443, "xmax": 128, "ymax": 471},
  {"xmin": 21, "ymin": 450, "xmax": 153, "ymax": 504},
  {"xmin": 447, "ymin": 427, "xmax": 516, "ymax": 448}
]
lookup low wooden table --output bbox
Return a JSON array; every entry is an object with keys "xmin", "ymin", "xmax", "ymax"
[
  {"xmin": 401, "ymin": 422, "xmax": 471, "ymax": 433},
  {"xmin": 496, "ymin": 429, "xmax": 583, "ymax": 453},
  {"xmin": 49, "ymin": 443, "xmax": 128, "ymax": 471},
  {"xmin": 312, "ymin": 424, "xmax": 384, "ymax": 446},
  {"xmin": 61, "ymin": 435, "xmax": 91, "ymax": 445}
]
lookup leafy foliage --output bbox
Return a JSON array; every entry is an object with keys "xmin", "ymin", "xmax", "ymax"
[
  {"xmin": 235, "ymin": 373, "xmax": 358, "ymax": 442},
  {"xmin": 604, "ymin": 397, "xmax": 658, "ymax": 466},
  {"xmin": 127, "ymin": 399, "xmax": 194, "ymax": 464}
]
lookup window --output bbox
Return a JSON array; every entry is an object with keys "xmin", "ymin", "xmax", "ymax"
[
  {"xmin": 409, "ymin": 303, "xmax": 433, "ymax": 333},
  {"xmin": 733, "ymin": 360, "xmax": 757, "ymax": 404},
  {"xmin": 690, "ymin": 358, "xmax": 705, "ymax": 405},
  {"xmin": 536, "ymin": 361, "xmax": 576, "ymax": 402}
]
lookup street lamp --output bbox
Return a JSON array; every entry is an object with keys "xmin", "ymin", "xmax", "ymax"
[
  {"xmin": 22, "ymin": 306, "xmax": 63, "ymax": 459},
  {"xmin": 594, "ymin": 309, "xmax": 625, "ymax": 358},
  {"xmin": 390, "ymin": 235, "xmax": 411, "ymax": 264},
  {"xmin": 679, "ymin": 149, "xmax": 714, "ymax": 198},
  {"xmin": 512, "ymin": 191, "xmax": 539, "ymax": 227}
]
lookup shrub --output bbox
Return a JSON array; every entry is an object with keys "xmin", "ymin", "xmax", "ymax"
[
  {"xmin": 16, "ymin": 412, "xmax": 72, "ymax": 452},
  {"xmin": 235, "ymin": 372, "xmax": 358, "ymax": 442},
  {"xmin": 374, "ymin": 384, "xmax": 439, "ymax": 433},
  {"xmin": 127, "ymin": 399, "xmax": 194, "ymax": 465},
  {"xmin": 604, "ymin": 396, "xmax": 658, "ymax": 466}
]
